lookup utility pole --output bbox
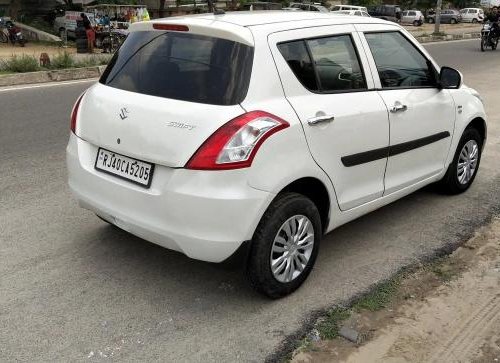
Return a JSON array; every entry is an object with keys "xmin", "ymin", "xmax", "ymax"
[{"xmin": 434, "ymin": 0, "xmax": 442, "ymax": 34}]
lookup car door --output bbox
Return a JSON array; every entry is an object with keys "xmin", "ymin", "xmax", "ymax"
[
  {"xmin": 442, "ymin": 10, "xmax": 450, "ymax": 22},
  {"xmin": 268, "ymin": 25, "xmax": 390, "ymax": 210},
  {"xmin": 356, "ymin": 25, "xmax": 456, "ymax": 194},
  {"xmin": 400, "ymin": 11, "xmax": 408, "ymax": 22}
]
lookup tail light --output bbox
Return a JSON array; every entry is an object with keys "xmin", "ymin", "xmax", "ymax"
[
  {"xmin": 186, "ymin": 111, "xmax": 289, "ymax": 170},
  {"xmin": 153, "ymin": 24, "xmax": 189, "ymax": 31},
  {"xmin": 70, "ymin": 93, "xmax": 85, "ymax": 134}
]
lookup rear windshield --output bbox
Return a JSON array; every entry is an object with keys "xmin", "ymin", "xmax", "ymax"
[{"xmin": 100, "ymin": 31, "xmax": 254, "ymax": 105}]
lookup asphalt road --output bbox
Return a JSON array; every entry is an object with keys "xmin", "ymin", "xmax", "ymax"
[{"xmin": 1, "ymin": 39, "xmax": 499, "ymax": 362}]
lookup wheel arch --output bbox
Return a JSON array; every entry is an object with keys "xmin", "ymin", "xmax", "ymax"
[
  {"xmin": 466, "ymin": 117, "xmax": 487, "ymax": 146},
  {"xmin": 277, "ymin": 177, "xmax": 331, "ymax": 234}
]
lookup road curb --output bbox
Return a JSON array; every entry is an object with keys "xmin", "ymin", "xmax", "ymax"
[
  {"xmin": 416, "ymin": 32, "xmax": 481, "ymax": 43},
  {"xmin": 0, "ymin": 65, "xmax": 107, "ymax": 87}
]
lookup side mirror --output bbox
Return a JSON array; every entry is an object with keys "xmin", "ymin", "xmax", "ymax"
[{"xmin": 439, "ymin": 66, "xmax": 462, "ymax": 89}]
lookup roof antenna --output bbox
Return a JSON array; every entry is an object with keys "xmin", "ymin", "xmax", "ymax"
[{"xmin": 214, "ymin": 9, "xmax": 225, "ymax": 15}]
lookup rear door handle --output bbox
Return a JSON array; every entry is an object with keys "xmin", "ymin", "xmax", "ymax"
[
  {"xmin": 390, "ymin": 102, "xmax": 408, "ymax": 113},
  {"xmin": 307, "ymin": 115, "xmax": 335, "ymax": 126}
]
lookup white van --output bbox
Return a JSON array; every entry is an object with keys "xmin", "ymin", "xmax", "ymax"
[
  {"xmin": 459, "ymin": 8, "xmax": 484, "ymax": 23},
  {"xmin": 330, "ymin": 4, "xmax": 368, "ymax": 12},
  {"xmin": 54, "ymin": 11, "xmax": 95, "ymax": 39}
]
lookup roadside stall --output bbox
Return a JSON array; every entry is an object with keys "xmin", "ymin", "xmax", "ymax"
[{"xmin": 84, "ymin": 4, "xmax": 150, "ymax": 52}]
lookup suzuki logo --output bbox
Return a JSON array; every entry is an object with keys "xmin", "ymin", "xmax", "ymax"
[{"xmin": 119, "ymin": 108, "xmax": 129, "ymax": 120}]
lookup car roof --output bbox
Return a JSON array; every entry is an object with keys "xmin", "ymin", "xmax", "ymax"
[
  {"xmin": 150, "ymin": 11, "xmax": 387, "ymax": 27},
  {"xmin": 131, "ymin": 11, "xmax": 393, "ymax": 46}
]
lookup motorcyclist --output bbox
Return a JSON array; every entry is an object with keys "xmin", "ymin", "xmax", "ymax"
[
  {"xmin": 486, "ymin": 6, "xmax": 500, "ymax": 39},
  {"xmin": 6, "ymin": 21, "xmax": 22, "ymax": 45}
]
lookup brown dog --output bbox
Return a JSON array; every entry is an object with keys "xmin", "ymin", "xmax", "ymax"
[{"xmin": 39, "ymin": 53, "xmax": 50, "ymax": 67}]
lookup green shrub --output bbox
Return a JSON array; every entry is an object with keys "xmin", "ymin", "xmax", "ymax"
[
  {"xmin": 75, "ymin": 55, "xmax": 112, "ymax": 68},
  {"xmin": 50, "ymin": 52, "xmax": 75, "ymax": 69},
  {"xmin": 0, "ymin": 55, "xmax": 40, "ymax": 73}
]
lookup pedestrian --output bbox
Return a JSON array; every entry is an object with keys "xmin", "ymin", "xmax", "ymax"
[{"xmin": 81, "ymin": 13, "xmax": 95, "ymax": 53}]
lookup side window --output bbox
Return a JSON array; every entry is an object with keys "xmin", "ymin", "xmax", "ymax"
[
  {"xmin": 355, "ymin": 11, "xmax": 361, "ymax": 15},
  {"xmin": 364, "ymin": 32, "xmax": 436, "ymax": 88},
  {"xmin": 307, "ymin": 35, "xmax": 367, "ymax": 91},
  {"xmin": 278, "ymin": 35, "xmax": 366, "ymax": 92},
  {"xmin": 409, "ymin": 11, "xmax": 416, "ymax": 16},
  {"xmin": 277, "ymin": 40, "xmax": 318, "ymax": 91}
]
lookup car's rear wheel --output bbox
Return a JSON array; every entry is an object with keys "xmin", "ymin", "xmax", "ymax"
[
  {"xmin": 440, "ymin": 127, "xmax": 483, "ymax": 194},
  {"xmin": 450, "ymin": 18, "xmax": 457, "ymax": 24},
  {"xmin": 428, "ymin": 17, "xmax": 434, "ymax": 23},
  {"xmin": 472, "ymin": 18, "xmax": 478, "ymax": 23},
  {"xmin": 247, "ymin": 193, "xmax": 321, "ymax": 298}
]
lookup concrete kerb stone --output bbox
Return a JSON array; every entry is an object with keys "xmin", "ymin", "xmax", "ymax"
[
  {"xmin": 0, "ymin": 66, "xmax": 104, "ymax": 87},
  {"xmin": 416, "ymin": 32, "xmax": 480, "ymax": 43}
]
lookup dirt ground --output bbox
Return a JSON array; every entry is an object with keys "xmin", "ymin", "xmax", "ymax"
[
  {"xmin": 292, "ymin": 217, "xmax": 500, "ymax": 363},
  {"xmin": 0, "ymin": 42, "xmax": 76, "ymax": 60}
]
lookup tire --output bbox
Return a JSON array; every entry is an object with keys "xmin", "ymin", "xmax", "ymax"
[
  {"xmin": 413, "ymin": 20, "xmax": 419, "ymax": 26},
  {"xmin": 439, "ymin": 128, "xmax": 483, "ymax": 194},
  {"xmin": 428, "ymin": 18, "xmax": 434, "ymax": 23},
  {"xmin": 481, "ymin": 36, "xmax": 487, "ymax": 51},
  {"xmin": 0, "ymin": 31, "xmax": 7, "ymax": 43},
  {"xmin": 76, "ymin": 38, "xmax": 88, "ymax": 53},
  {"xmin": 246, "ymin": 192, "xmax": 322, "ymax": 298},
  {"xmin": 450, "ymin": 18, "xmax": 457, "ymax": 24},
  {"xmin": 472, "ymin": 18, "xmax": 478, "ymax": 23}
]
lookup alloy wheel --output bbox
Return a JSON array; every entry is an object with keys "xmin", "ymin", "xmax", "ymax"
[
  {"xmin": 270, "ymin": 215, "xmax": 314, "ymax": 283},
  {"xmin": 457, "ymin": 140, "xmax": 479, "ymax": 185}
]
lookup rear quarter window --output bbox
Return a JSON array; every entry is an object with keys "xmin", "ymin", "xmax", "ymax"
[{"xmin": 100, "ymin": 31, "xmax": 254, "ymax": 106}]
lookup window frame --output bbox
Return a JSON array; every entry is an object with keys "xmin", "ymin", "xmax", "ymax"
[
  {"xmin": 362, "ymin": 30, "xmax": 439, "ymax": 91},
  {"xmin": 277, "ymin": 33, "xmax": 369, "ymax": 95}
]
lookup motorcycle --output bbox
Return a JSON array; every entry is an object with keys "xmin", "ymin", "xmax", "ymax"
[
  {"xmin": 7, "ymin": 23, "xmax": 26, "ymax": 47},
  {"xmin": 481, "ymin": 22, "xmax": 498, "ymax": 51}
]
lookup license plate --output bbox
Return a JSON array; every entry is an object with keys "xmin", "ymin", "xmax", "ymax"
[{"xmin": 95, "ymin": 148, "xmax": 154, "ymax": 188}]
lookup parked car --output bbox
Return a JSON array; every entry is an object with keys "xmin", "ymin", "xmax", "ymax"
[
  {"xmin": 242, "ymin": 2, "xmax": 282, "ymax": 10},
  {"xmin": 400, "ymin": 10, "xmax": 425, "ymax": 26},
  {"xmin": 368, "ymin": 5, "xmax": 402, "ymax": 22},
  {"xmin": 67, "ymin": 12, "xmax": 486, "ymax": 298},
  {"xmin": 427, "ymin": 9, "xmax": 462, "ymax": 24},
  {"xmin": 54, "ymin": 11, "xmax": 95, "ymax": 39},
  {"xmin": 331, "ymin": 9, "xmax": 371, "ymax": 16},
  {"xmin": 284, "ymin": 3, "xmax": 329, "ymax": 12},
  {"xmin": 330, "ymin": 4, "xmax": 367, "ymax": 12},
  {"xmin": 460, "ymin": 8, "xmax": 484, "ymax": 23}
]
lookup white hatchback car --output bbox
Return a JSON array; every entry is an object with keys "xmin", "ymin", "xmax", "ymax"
[{"xmin": 67, "ymin": 12, "xmax": 487, "ymax": 298}]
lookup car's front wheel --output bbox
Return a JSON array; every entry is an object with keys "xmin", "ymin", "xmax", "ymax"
[
  {"xmin": 247, "ymin": 193, "xmax": 321, "ymax": 298},
  {"xmin": 440, "ymin": 127, "xmax": 483, "ymax": 194}
]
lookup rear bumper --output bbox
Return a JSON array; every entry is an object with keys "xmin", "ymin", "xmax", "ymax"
[{"xmin": 66, "ymin": 134, "xmax": 274, "ymax": 262}]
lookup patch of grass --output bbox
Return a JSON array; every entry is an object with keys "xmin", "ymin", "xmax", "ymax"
[
  {"xmin": 429, "ymin": 257, "xmax": 458, "ymax": 282},
  {"xmin": 432, "ymin": 31, "xmax": 447, "ymax": 36},
  {"xmin": 317, "ymin": 307, "xmax": 351, "ymax": 339},
  {"xmin": 50, "ymin": 51, "xmax": 75, "ymax": 69},
  {"xmin": 354, "ymin": 278, "xmax": 400, "ymax": 312},
  {"xmin": 75, "ymin": 54, "xmax": 112, "ymax": 68},
  {"xmin": 0, "ymin": 55, "xmax": 40, "ymax": 73}
]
